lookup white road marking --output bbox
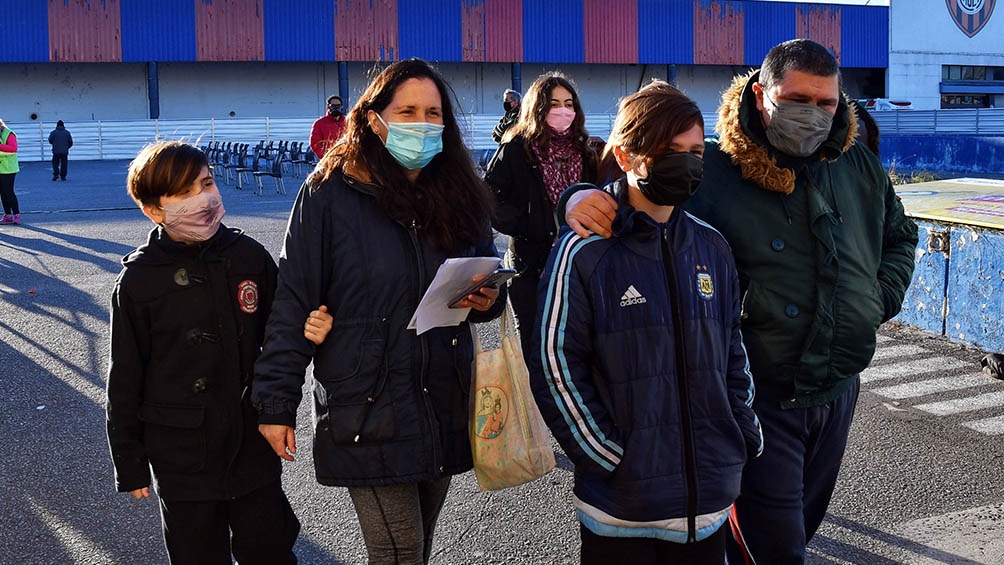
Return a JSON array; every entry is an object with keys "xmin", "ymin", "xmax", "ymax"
[
  {"xmin": 962, "ymin": 415, "xmax": 1004, "ymax": 435},
  {"xmin": 870, "ymin": 344, "xmax": 927, "ymax": 361},
  {"xmin": 892, "ymin": 503, "xmax": 1004, "ymax": 563},
  {"xmin": 914, "ymin": 391, "xmax": 1004, "ymax": 416},
  {"xmin": 870, "ymin": 373, "xmax": 992, "ymax": 400},
  {"xmin": 860, "ymin": 357, "xmax": 966, "ymax": 384}
]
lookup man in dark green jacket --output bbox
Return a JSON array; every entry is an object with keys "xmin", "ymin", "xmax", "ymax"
[{"xmin": 561, "ymin": 39, "xmax": 918, "ymax": 564}]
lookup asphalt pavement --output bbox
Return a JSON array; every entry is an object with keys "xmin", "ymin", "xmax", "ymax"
[{"xmin": 2, "ymin": 158, "xmax": 1004, "ymax": 564}]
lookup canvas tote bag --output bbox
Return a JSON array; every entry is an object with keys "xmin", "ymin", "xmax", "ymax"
[{"xmin": 469, "ymin": 303, "xmax": 556, "ymax": 490}]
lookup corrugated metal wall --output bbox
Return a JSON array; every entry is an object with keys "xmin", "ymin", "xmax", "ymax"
[
  {"xmin": 264, "ymin": 0, "xmax": 334, "ymax": 61},
  {"xmin": 121, "ymin": 0, "xmax": 196, "ymax": 62},
  {"xmin": 694, "ymin": 1, "xmax": 744, "ymax": 65},
  {"xmin": 195, "ymin": 0, "xmax": 264, "ymax": 62},
  {"xmin": 483, "ymin": 0, "xmax": 522, "ymax": 62},
  {"xmin": 0, "ymin": 1, "xmax": 889, "ymax": 66},
  {"xmin": 638, "ymin": 0, "xmax": 692, "ymax": 64},
  {"xmin": 584, "ymin": 0, "xmax": 638, "ymax": 64},
  {"xmin": 335, "ymin": 0, "xmax": 398, "ymax": 61},
  {"xmin": 49, "ymin": 0, "xmax": 122, "ymax": 62},
  {"xmin": 523, "ymin": 0, "xmax": 584, "ymax": 63},
  {"xmin": 400, "ymin": 0, "xmax": 461, "ymax": 61},
  {"xmin": 744, "ymin": 2, "xmax": 795, "ymax": 65},
  {"xmin": 4, "ymin": 1, "xmax": 49, "ymax": 62},
  {"xmin": 796, "ymin": 5, "xmax": 841, "ymax": 64},
  {"xmin": 841, "ymin": 6, "xmax": 888, "ymax": 68}
]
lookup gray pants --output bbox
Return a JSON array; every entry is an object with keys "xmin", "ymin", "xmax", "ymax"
[{"xmin": 348, "ymin": 477, "xmax": 452, "ymax": 564}]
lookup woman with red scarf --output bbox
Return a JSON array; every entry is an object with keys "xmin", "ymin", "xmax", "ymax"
[{"xmin": 486, "ymin": 72, "xmax": 597, "ymax": 354}]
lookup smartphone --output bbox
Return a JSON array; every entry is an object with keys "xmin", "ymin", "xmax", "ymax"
[{"xmin": 448, "ymin": 268, "xmax": 517, "ymax": 308}]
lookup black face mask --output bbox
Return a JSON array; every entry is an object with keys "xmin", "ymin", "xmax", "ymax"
[
  {"xmin": 635, "ymin": 152, "xmax": 704, "ymax": 207},
  {"xmin": 503, "ymin": 101, "xmax": 515, "ymax": 113},
  {"xmin": 328, "ymin": 106, "xmax": 342, "ymax": 117}
]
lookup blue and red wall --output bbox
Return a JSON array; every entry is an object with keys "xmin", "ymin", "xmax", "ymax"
[{"xmin": 2, "ymin": 0, "xmax": 887, "ymax": 66}]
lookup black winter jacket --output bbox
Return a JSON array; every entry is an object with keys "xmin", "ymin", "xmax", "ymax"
[
  {"xmin": 486, "ymin": 135, "xmax": 597, "ymax": 277},
  {"xmin": 48, "ymin": 125, "xmax": 73, "ymax": 154},
  {"xmin": 106, "ymin": 226, "xmax": 281, "ymax": 502},
  {"xmin": 252, "ymin": 171, "xmax": 505, "ymax": 486},
  {"xmin": 531, "ymin": 183, "xmax": 762, "ymax": 537}
]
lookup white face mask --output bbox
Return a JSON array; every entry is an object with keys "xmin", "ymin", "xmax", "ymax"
[
  {"xmin": 160, "ymin": 190, "xmax": 225, "ymax": 243},
  {"xmin": 763, "ymin": 93, "xmax": 835, "ymax": 157}
]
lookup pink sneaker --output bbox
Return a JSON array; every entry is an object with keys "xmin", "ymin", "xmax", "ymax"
[
  {"xmin": 0, "ymin": 214, "xmax": 12, "ymax": 225},
  {"xmin": 12, "ymin": 214, "xmax": 20, "ymax": 224}
]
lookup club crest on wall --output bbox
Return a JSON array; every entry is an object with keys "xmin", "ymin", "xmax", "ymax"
[{"xmin": 946, "ymin": 0, "xmax": 996, "ymax": 37}]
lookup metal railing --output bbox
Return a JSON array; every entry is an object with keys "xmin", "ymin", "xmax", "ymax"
[{"xmin": 7, "ymin": 108, "xmax": 1004, "ymax": 163}]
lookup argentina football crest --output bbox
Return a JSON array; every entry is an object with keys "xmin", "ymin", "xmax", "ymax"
[{"xmin": 696, "ymin": 267, "xmax": 714, "ymax": 301}]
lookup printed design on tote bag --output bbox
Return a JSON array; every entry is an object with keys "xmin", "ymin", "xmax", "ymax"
[{"xmin": 475, "ymin": 386, "xmax": 508, "ymax": 439}]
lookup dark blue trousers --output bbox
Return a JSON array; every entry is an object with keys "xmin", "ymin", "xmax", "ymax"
[{"xmin": 726, "ymin": 377, "xmax": 860, "ymax": 565}]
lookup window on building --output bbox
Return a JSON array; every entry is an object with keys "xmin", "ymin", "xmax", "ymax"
[
  {"xmin": 943, "ymin": 65, "xmax": 999, "ymax": 82},
  {"xmin": 941, "ymin": 94, "xmax": 989, "ymax": 108}
]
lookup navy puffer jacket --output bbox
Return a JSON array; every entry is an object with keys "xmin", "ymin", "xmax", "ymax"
[
  {"xmin": 253, "ymin": 171, "xmax": 505, "ymax": 486},
  {"xmin": 530, "ymin": 182, "xmax": 763, "ymax": 531}
]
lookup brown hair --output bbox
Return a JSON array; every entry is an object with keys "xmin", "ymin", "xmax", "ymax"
[
  {"xmin": 504, "ymin": 72, "xmax": 590, "ymax": 158},
  {"xmin": 127, "ymin": 141, "xmax": 208, "ymax": 207},
  {"xmin": 601, "ymin": 81, "xmax": 704, "ymax": 173},
  {"xmin": 314, "ymin": 58, "xmax": 492, "ymax": 252}
]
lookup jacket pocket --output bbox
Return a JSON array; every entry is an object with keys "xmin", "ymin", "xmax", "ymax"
[
  {"xmin": 314, "ymin": 317, "xmax": 388, "ymax": 389},
  {"xmin": 138, "ymin": 403, "xmax": 206, "ymax": 474},
  {"xmin": 312, "ymin": 317, "xmax": 394, "ymax": 444}
]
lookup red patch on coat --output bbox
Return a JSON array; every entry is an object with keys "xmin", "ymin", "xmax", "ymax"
[{"xmin": 238, "ymin": 280, "xmax": 258, "ymax": 314}]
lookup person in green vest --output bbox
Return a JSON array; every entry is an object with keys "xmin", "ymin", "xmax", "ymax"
[{"xmin": 0, "ymin": 118, "xmax": 20, "ymax": 225}]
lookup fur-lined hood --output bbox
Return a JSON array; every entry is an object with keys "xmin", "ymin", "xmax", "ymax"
[{"xmin": 713, "ymin": 70, "xmax": 858, "ymax": 195}]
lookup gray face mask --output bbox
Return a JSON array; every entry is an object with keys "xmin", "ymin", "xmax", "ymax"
[{"xmin": 762, "ymin": 93, "xmax": 834, "ymax": 157}]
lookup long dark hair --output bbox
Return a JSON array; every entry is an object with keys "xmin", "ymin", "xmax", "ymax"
[
  {"xmin": 504, "ymin": 72, "xmax": 591, "ymax": 160},
  {"xmin": 315, "ymin": 59, "xmax": 492, "ymax": 252}
]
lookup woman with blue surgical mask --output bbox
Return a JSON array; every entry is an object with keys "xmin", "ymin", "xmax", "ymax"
[
  {"xmin": 252, "ymin": 59, "xmax": 506, "ymax": 564},
  {"xmin": 485, "ymin": 72, "xmax": 597, "ymax": 356}
]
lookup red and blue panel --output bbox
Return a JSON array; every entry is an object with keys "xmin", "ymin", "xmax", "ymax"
[
  {"xmin": 462, "ymin": 0, "xmax": 523, "ymax": 63},
  {"xmin": 335, "ymin": 0, "xmax": 398, "ymax": 62},
  {"xmin": 0, "ymin": 0, "xmax": 890, "ymax": 66},
  {"xmin": 743, "ymin": 1, "xmax": 795, "ymax": 66}
]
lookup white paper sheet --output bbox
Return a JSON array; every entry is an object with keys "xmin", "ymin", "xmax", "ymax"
[{"xmin": 407, "ymin": 256, "xmax": 501, "ymax": 334}]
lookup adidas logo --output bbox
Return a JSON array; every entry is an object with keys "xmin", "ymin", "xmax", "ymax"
[{"xmin": 620, "ymin": 285, "xmax": 647, "ymax": 307}]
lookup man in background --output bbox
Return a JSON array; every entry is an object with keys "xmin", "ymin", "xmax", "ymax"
[
  {"xmin": 48, "ymin": 120, "xmax": 73, "ymax": 181},
  {"xmin": 309, "ymin": 95, "xmax": 347, "ymax": 160},
  {"xmin": 492, "ymin": 89, "xmax": 521, "ymax": 143}
]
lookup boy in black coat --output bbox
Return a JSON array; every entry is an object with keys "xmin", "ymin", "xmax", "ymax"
[{"xmin": 105, "ymin": 141, "xmax": 324, "ymax": 564}]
